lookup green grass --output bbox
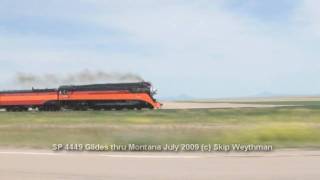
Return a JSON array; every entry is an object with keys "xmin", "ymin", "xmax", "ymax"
[{"xmin": 0, "ymin": 106, "xmax": 320, "ymax": 149}]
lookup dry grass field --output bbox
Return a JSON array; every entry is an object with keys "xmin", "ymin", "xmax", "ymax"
[{"xmin": 0, "ymin": 99, "xmax": 320, "ymax": 149}]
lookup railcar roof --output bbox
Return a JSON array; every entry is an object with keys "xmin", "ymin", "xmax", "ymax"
[
  {"xmin": 59, "ymin": 82, "xmax": 151, "ymax": 91},
  {"xmin": 0, "ymin": 89, "xmax": 57, "ymax": 94}
]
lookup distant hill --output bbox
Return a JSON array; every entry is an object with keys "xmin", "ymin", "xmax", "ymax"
[{"xmin": 254, "ymin": 91, "xmax": 282, "ymax": 97}]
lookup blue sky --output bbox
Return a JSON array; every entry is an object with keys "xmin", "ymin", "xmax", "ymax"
[{"xmin": 0, "ymin": 0, "xmax": 319, "ymax": 99}]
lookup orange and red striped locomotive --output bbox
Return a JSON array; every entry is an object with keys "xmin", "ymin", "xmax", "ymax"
[{"xmin": 0, "ymin": 82, "xmax": 161, "ymax": 111}]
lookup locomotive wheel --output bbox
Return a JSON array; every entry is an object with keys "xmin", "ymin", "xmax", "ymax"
[
  {"xmin": 5, "ymin": 108, "xmax": 12, "ymax": 112},
  {"xmin": 38, "ymin": 107, "xmax": 46, "ymax": 111},
  {"xmin": 8, "ymin": 107, "xmax": 25, "ymax": 112},
  {"xmin": 92, "ymin": 107, "xmax": 102, "ymax": 111},
  {"xmin": 52, "ymin": 106, "xmax": 61, "ymax": 111},
  {"xmin": 73, "ymin": 106, "xmax": 88, "ymax": 111},
  {"xmin": 39, "ymin": 106, "xmax": 59, "ymax": 111},
  {"xmin": 20, "ymin": 107, "xmax": 29, "ymax": 111}
]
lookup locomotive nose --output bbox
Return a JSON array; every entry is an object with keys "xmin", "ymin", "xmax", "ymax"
[{"xmin": 155, "ymin": 102, "xmax": 162, "ymax": 109}]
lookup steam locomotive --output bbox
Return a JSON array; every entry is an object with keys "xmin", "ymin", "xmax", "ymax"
[{"xmin": 0, "ymin": 82, "xmax": 162, "ymax": 111}]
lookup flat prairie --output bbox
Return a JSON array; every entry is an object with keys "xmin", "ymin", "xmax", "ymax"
[{"xmin": 0, "ymin": 99, "xmax": 320, "ymax": 149}]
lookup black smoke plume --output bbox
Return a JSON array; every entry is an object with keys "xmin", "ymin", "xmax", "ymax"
[{"xmin": 14, "ymin": 70, "xmax": 144, "ymax": 88}]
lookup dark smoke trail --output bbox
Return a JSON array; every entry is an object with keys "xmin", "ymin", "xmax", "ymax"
[{"xmin": 14, "ymin": 70, "xmax": 145, "ymax": 88}]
